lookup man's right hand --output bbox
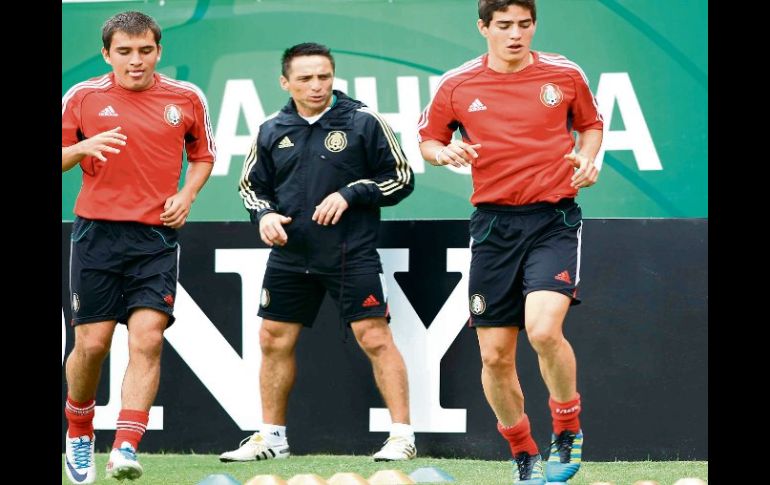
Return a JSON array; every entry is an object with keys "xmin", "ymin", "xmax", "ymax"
[{"xmin": 259, "ymin": 212, "xmax": 292, "ymax": 247}]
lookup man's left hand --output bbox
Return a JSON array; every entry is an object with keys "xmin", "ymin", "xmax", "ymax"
[
  {"xmin": 564, "ymin": 152, "xmax": 599, "ymax": 189},
  {"xmin": 312, "ymin": 192, "xmax": 349, "ymax": 226},
  {"xmin": 161, "ymin": 191, "xmax": 194, "ymax": 228}
]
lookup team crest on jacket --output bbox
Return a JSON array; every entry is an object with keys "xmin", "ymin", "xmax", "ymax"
[
  {"xmin": 540, "ymin": 83, "xmax": 564, "ymax": 107},
  {"xmin": 164, "ymin": 104, "xmax": 183, "ymax": 127},
  {"xmin": 470, "ymin": 294, "xmax": 486, "ymax": 315},
  {"xmin": 324, "ymin": 131, "xmax": 347, "ymax": 152}
]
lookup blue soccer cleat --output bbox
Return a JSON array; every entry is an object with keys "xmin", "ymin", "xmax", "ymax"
[
  {"xmin": 512, "ymin": 452, "xmax": 545, "ymax": 484},
  {"xmin": 545, "ymin": 430, "xmax": 583, "ymax": 482}
]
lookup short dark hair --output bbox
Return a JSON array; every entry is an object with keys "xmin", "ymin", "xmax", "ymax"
[
  {"xmin": 478, "ymin": 0, "xmax": 536, "ymax": 26},
  {"xmin": 102, "ymin": 11, "xmax": 162, "ymax": 50},
  {"xmin": 281, "ymin": 42, "xmax": 335, "ymax": 78}
]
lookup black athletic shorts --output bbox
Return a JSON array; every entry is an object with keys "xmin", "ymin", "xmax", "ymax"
[
  {"xmin": 258, "ymin": 266, "xmax": 390, "ymax": 327},
  {"xmin": 468, "ymin": 198, "xmax": 583, "ymax": 329},
  {"xmin": 68, "ymin": 216, "xmax": 179, "ymax": 327}
]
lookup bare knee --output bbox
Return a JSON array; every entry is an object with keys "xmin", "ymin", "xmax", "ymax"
[
  {"xmin": 527, "ymin": 327, "xmax": 562, "ymax": 355},
  {"xmin": 357, "ymin": 331, "xmax": 390, "ymax": 357},
  {"xmin": 73, "ymin": 333, "xmax": 112, "ymax": 361},
  {"xmin": 353, "ymin": 319, "xmax": 392, "ymax": 358},
  {"xmin": 129, "ymin": 329, "xmax": 164, "ymax": 359},
  {"xmin": 260, "ymin": 324, "xmax": 297, "ymax": 357},
  {"xmin": 260, "ymin": 326, "xmax": 282, "ymax": 355},
  {"xmin": 525, "ymin": 291, "xmax": 570, "ymax": 354},
  {"xmin": 480, "ymin": 346, "xmax": 515, "ymax": 374}
]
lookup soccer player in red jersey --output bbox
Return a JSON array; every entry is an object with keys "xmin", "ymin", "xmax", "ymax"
[
  {"xmin": 61, "ymin": 11, "xmax": 216, "ymax": 483},
  {"xmin": 418, "ymin": 1, "xmax": 603, "ymax": 483}
]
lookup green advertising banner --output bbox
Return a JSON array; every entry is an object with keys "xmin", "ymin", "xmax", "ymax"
[{"xmin": 62, "ymin": 0, "xmax": 707, "ymax": 220}]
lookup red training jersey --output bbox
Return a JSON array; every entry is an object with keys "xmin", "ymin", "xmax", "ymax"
[
  {"xmin": 62, "ymin": 73, "xmax": 216, "ymax": 225},
  {"xmin": 418, "ymin": 52, "xmax": 603, "ymax": 206}
]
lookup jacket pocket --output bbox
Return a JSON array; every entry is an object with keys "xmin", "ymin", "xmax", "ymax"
[{"xmin": 321, "ymin": 152, "xmax": 365, "ymax": 182}]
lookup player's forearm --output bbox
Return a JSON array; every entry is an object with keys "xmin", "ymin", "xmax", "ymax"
[
  {"xmin": 179, "ymin": 161, "xmax": 214, "ymax": 202},
  {"xmin": 575, "ymin": 129, "xmax": 603, "ymax": 161},
  {"xmin": 419, "ymin": 140, "xmax": 447, "ymax": 166},
  {"xmin": 61, "ymin": 145, "xmax": 86, "ymax": 172}
]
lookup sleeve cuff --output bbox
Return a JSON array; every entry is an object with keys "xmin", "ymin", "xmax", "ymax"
[
  {"xmin": 249, "ymin": 208, "xmax": 276, "ymax": 224},
  {"xmin": 338, "ymin": 186, "xmax": 357, "ymax": 206}
]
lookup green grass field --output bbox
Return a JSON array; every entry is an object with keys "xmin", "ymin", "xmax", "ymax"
[{"xmin": 61, "ymin": 454, "xmax": 708, "ymax": 484}]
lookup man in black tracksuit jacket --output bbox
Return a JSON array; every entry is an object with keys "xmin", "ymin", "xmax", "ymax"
[
  {"xmin": 224, "ymin": 43, "xmax": 417, "ymax": 464},
  {"xmin": 240, "ymin": 88, "xmax": 413, "ymax": 274}
]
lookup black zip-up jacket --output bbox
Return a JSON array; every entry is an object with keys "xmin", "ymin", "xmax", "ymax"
[{"xmin": 239, "ymin": 91, "xmax": 414, "ymax": 275}]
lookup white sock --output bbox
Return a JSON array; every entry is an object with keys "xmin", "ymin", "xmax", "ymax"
[
  {"xmin": 390, "ymin": 423, "xmax": 414, "ymax": 439},
  {"xmin": 260, "ymin": 423, "xmax": 287, "ymax": 445}
]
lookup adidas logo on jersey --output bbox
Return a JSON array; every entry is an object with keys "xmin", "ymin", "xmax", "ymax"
[
  {"xmin": 98, "ymin": 105, "xmax": 119, "ymax": 117},
  {"xmin": 467, "ymin": 98, "xmax": 487, "ymax": 112},
  {"xmin": 277, "ymin": 136, "xmax": 294, "ymax": 148}
]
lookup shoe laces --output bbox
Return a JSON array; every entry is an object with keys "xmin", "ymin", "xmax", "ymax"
[
  {"xmin": 117, "ymin": 444, "xmax": 137, "ymax": 460},
  {"xmin": 513, "ymin": 453, "xmax": 538, "ymax": 480},
  {"xmin": 240, "ymin": 434, "xmax": 257, "ymax": 447},
  {"xmin": 70, "ymin": 437, "xmax": 93, "ymax": 469},
  {"xmin": 381, "ymin": 435, "xmax": 414, "ymax": 453},
  {"xmin": 241, "ymin": 432, "xmax": 272, "ymax": 448},
  {"xmin": 550, "ymin": 430, "xmax": 576, "ymax": 462}
]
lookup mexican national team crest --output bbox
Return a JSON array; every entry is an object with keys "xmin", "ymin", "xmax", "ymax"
[
  {"xmin": 540, "ymin": 83, "xmax": 564, "ymax": 108},
  {"xmin": 470, "ymin": 294, "xmax": 486, "ymax": 315},
  {"xmin": 324, "ymin": 131, "xmax": 347, "ymax": 152},
  {"xmin": 260, "ymin": 288, "xmax": 270, "ymax": 308},
  {"xmin": 164, "ymin": 104, "xmax": 183, "ymax": 127}
]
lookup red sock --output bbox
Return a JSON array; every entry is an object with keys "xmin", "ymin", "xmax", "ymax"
[
  {"xmin": 497, "ymin": 414, "xmax": 539, "ymax": 457},
  {"xmin": 65, "ymin": 396, "xmax": 95, "ymax": 438},
  {"xmin": 112, "ymin": 409, "xmax": 149, "ymax": 451},
  {"xmin": 549, "ymin": 393, "xmax": 581, "ymax": 435}
]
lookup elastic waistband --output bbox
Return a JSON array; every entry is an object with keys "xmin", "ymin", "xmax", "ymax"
[
  {"xmin": 75, "ymin": 216, "xmax": 167, "ymax": 230},
  {"xmin": 476, "ymin": 198, "xmax": 575, "ymax": 214}
]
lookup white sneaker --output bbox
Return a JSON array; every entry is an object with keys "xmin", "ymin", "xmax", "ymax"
[
  {"xmin": 64, "ymin": 432, "xmax": 97, "ymax": 484},
  {"xmin": 372, "ymin": 435, "xmax": 417, "ymax": 461},
  {"xmin": 105, "ymin": 441, "xmax": 143, "ymax": 480},
  {"xmin": 219, "ymin": 432, "xmax": 290, "ymax": 462}
]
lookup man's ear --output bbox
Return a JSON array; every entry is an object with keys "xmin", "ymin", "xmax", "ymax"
[{"xmin": 477, "ymin": 19, "xmax": 488, "ymax": 39}]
